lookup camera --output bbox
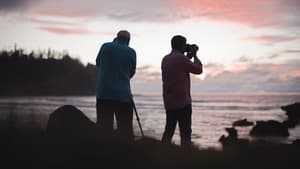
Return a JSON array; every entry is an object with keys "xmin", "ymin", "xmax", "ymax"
[{"xmin": 185, "ymin": 44, "xmax": 198, "ymax": 53}]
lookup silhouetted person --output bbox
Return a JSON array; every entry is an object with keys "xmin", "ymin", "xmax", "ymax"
[
  {"xmin": 96, "ymin": 30, "xmax": 136, "ymax": 142},
  {"xmin": 161, "ymin": 35, "xmax": 202, "ymax": 146}
]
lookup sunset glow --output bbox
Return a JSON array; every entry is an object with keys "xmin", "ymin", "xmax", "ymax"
[{"xmin": 0, "ymin": 0, "xmax": 299, "ymax": 92}]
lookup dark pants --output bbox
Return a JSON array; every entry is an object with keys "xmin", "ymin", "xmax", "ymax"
[
  {"xmin": 96, "ymin": 99, "xmax": 134, "ymax": 142},
  {"xmin": 162, "ymin": 104, "xmax": 192, "ymax": 146}
]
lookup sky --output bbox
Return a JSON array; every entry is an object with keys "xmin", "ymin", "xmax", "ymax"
[{"xmin": 0, "ymin": 0, "xmax": 300, "ymax": 93}]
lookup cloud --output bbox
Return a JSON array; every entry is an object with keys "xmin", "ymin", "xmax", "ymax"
[
  {"xmin": 289, "ymin": 70, "xmax": 300, "ymax": 78},
  {"xmin": 133, "ymin": 65, "xmax": 161, "ymax": 82},
  {"xmin": 172, "ymin": 0, "xmax": 300, "ymax": 28},
  {"xmin": 21, "ymin": 15, "xmax": 92, "ymax": 35},
  {"xmin": 0, "ymin": 0, "xmax": 39, "ymax": 12},
  {"xmin": 26, "ymin": 17, "xmax": 83, "ymax": 27},
  {"xmin": 237, "ymin": 56, "xmax": 253, "ymax": 63},
  {"xmin": 242, "ymin": 35, "xmax": 298, "ymax": 45},
  {"xmin": 131, "ymin": 65, "xmax": 162, "ymax": 94},
  {"xmin": 1, "ymin": 0, "xmax": 300, "ymax": 29},
  {"xmin": 201, "ymin": 63, "xmax": 225, "ymax": 78},
  {"xmin": 132, "ymin": 61, "xmax": 300, "ymax": 93},
  {"xmin": 38, "ymin": 26, "xmax": 92, "ymax": 35},
  {"xmin": 28, "ymin": 0, "xmax": 173, "ymax": 21},
  {"xmin": 284, "ymin": 49, "xmax": 300, "ymax": 53},
  {"xmin": 268, "ymin": 54, "xmax": 281, "ymax": 59},
  {"xmin": 32, "ymin": 6, "xmax": 96, "ymax": 18},
  {"xmin": 266, "ymin": 49, "xmax": 300, "ymax": 59},
  {"xmin": 192, "ymin": 62, "xmax": 300, "ymax": 93}
]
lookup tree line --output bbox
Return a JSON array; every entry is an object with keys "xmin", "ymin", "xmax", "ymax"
[{"xmin": 0, "ymin": 46, "xmax": 97, "ymax": 96}]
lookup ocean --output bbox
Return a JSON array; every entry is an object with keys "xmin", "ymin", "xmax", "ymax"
[{"xmin": 0, "ymin": 93, "xmax": 300, "ymax": 149}]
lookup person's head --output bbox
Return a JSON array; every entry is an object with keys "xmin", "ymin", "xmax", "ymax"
[
  {"xmin": 116, "ymin": 30, "xmax": 131, "ymax": 45},
  {"xmin": 171, "ymin": 35, "xmax": 187, "ymax": 53}
]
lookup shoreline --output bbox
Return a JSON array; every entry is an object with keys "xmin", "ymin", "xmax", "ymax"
[
  {"xmin": 1, "ymin": 104, "xmax": 299, "ymax": 169},
  {"xmin": 1, "ymin": 91, "xmax": 300, "ymax": 97},
  {"xmin": 1, "ymin": 96, "xmax": 300, "ymax": 150}
]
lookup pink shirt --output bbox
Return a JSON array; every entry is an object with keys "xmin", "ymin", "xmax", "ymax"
[{"xmin": 161, "ymin": 49, "xmax": 202, "ymax": 110}]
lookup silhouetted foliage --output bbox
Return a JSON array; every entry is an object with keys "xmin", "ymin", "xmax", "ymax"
[{"xmin": 0, "ymin": 46, "xmax": 97, "ymax": 96}]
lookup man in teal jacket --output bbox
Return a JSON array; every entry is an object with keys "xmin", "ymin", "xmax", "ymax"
[{"xmin": 96, "ymin": 30, "xmax": 136, "ymax": 142}]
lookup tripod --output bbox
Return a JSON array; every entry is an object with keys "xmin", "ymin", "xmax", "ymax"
[{"xmin": 132, "ymin": 99, "xmax": 144, "ymax": 138}]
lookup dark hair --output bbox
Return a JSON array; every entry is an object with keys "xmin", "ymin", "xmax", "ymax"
[
  {"xmin": 171, "ymin": 35, "xmax": 186, "ymax": 50},
  {"xmin": 117, "ymin": 30, "xmax": 130, "ymax": 45},
  {"xmin": 117, "ymin": 36, "xmax": 130, "ymax": 45}
]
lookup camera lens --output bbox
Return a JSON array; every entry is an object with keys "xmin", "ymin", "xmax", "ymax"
[{"xmin": 185, "ymin": 44, "xmax": 191, "ymax": 52}]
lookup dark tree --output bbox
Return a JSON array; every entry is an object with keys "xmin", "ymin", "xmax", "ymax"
[{"xmin": 0, "ymin": 47, "xmax": 97, "ymax": 96}]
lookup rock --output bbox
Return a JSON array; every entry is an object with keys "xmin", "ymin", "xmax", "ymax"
[
  {"xmin": 225, "ymin": 127, "xmax": 238, "ymax": 137},
  {"xmin": 219, "ymin": 127, "xmax": 249, "ymax": 147},
  {"xmin": 280, "ymin": 103, "xmax": 300, "ymax": 128},
  {"xmin": 281, "ymin": 102, "xmax": 300, "ymax": 120},
  {"xmin": 219, "ymin": 127, "xmax": 238, "ymax": 143},
  {"xmin": 233, "ymin": 118, "xmax": 254, "ymax": 127},
  {"xmin": 46, "ymin": 105, "xmax": 99, "ymax": 141},
  {"xmin": 250, "ymin": 120, "xmax": 289, "ymax": 137},
  {"xmin": 282, "ymin": 118, "xmax": 300, "ymax": 128},
  {"xmin": 218, "ymin": 127, "xmax": 237, "ymax": 143},
  {"xmin": 292, "ymin": 139, "xmax": 300, "ymax": 145}
]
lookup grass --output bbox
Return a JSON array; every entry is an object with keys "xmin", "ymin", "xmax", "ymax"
[
  {"xmin": 1, "ymin": 104, "xmax": 299, "ymax": 169},
  {"xmin": 1, "ymin": 125, "xmax": 299, "ymax": 169}
]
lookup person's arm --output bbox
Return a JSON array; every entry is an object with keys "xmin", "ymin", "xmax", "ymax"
[
  {"xmin": 130, "ymin": 50, "xmax": 137, "ymax": 78},
  {"xmin": 96, "ymin": 44, "xmax": 105, "ymax": 67},
  {"xmin": 184, "ymin": 55, "xmax": 203, "ymax": 74}
]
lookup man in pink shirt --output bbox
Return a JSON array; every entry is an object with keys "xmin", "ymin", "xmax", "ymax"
[{"xmin": 161, "ymin": 35, "xmax": 203, "ymax": 146}]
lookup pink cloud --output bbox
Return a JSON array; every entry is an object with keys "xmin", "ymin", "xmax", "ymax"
[
  {"xmin": 225, "ymin": 63, "xmax": 251, "ymax": 73},
  {"xmin": 28, "ymin": 17, "xmax": 127, "ymax": 36},
  {"xmin": 3, "ymin": 0, "xmax": 299, "ymax": 28},
  {"xmin": 204, "ymin": 63, "xmax": 287, "ymax": 80},
  {"xmin": 133, "ymin": 65, "xmax": 161, "ymax": 82},
  {"xmin": 27, "ymin": 17, "xmax": 82, "ymax": 27},
  {"xmin": 32, "ymin": 8, "xmax": 95, "ymax": 18},
  {"xmin": 256, "ymin": 64, "xmax": 281, "ymax": 72},
  {"xmin": 201, "ymin": 62, "xmax": 300, "ymax": 92},
  {"xmin": 38, "ymin": 26, "xmax": 92, "ymax": 35},
  {"xmin": 283, "ymin": 69, "xmax": 300, "ymax": 79},
  {"xmin": 289, "ymin": 70, "xmax": 300, "ymax": 78},
  {"xmin": 242, "ymin": 35, "xmax": 297, "ymax": 44},
  {"xmin": 24, "ymin": 16, "xmax": 92, "ymax": 35},
  {"xmin": 172, "ymin": 0, "xmax": 298, "ymax": 27},
  {"xmin": 132, "ymin": 62, "xmax": 300, "ymax": 93}
]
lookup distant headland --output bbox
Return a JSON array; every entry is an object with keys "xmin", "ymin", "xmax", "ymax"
[{"xmin": 0, "ymin": 46, "xmax": 97, "ymax": 96}]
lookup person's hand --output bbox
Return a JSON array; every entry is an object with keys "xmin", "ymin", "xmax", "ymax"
[
  {"xmin": 191, "ymin": 44, "xmax": 199, "ymax": 57},
  {"xmin": 186, "ymin": 51, "xmax": 194, "ymax": 59}
]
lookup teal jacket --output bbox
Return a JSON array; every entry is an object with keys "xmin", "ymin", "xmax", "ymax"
[{"xmin": 96, "ymin": 39, "xmax": 136, "ymax": 103}]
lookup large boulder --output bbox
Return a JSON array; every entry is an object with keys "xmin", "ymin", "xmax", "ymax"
[
  {"xmin": 281, "ymin": 102, "xmax": 300, "ymax": 119},
  {"xmin": 282, "ymin": 118, "xmax": 300, "ymax": 128},
  {"xmin": 232, "ymin": 118, "xmax": 254, "ymax": 127},
  {"xmin": 292, "ymin": 139, "xmax": 300, "ymax": 146},
  {"xmin": 250, "ymin": 120, "xmax": 289, "ymax": 137},
  {"xmin": 46, "ymin": 105, "xmax": 99, "ymax": 142},
  {"xmin": 219, "ymin": 127, "xmax": 237, "ymax": 144},
  {"xmin": 281, "ymin": 103, "xmax": 300, "ymax": 128},
  {"xmin": 219, "ymin": 127, "xmax": 249, "ymax": 147}
]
